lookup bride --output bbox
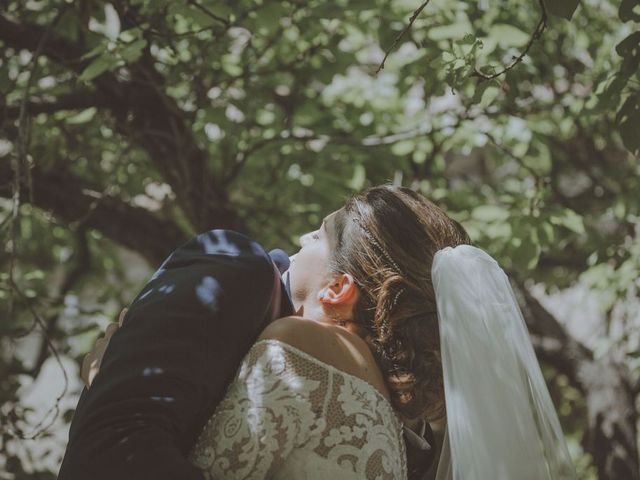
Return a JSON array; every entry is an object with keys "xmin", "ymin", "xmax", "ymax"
[{"xmin": 187, "ymin": 185, "xmax": 576, "ymax": 479}]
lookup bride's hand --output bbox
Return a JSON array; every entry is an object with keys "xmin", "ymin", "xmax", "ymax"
[{"xmin": 81, "ymin": 308, "xmax": 127, "ymax": 389}]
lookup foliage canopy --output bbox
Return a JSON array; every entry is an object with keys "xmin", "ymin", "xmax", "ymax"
[{"xmin": 0, "ymin": 0, "xmax": 639, "ymax": 478}]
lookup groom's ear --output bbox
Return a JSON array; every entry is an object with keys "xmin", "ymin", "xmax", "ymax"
[{"xmin": 318, "ymin": 273, "xmax": 358, "ymax": 307}]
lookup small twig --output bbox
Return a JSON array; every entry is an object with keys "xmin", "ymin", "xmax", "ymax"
[
  {"xmin": 472, "ymin": 0, "xmax": 548, "ymax": 82},
  {"xmin": 0, "ymin": 210, "xmax": 12, "ymax": 232},
  {"xmin": 481, "ymin": 129, "xmax": 547, "ymax": 214},
  {"xmin": 7, "ymin": 284, "xmax": 70, "ymax": 440},
  {"xmin": 186, "ymin": 0, "xmax": 230, "ymax": 27},
  {"xmin": 9, "ymin": 8, "xmax": 66, "ymax": 317},
  {"xmin": 149, "ymin": 25, "xmax": 219, "ymax": 38},
  {"xmin": 482, "ymin": 130, "xmax": 541, "ymax": 181},
  {"xmin": 376, "ymin": 0, "xmax": 432, "ymax": 74},
  {"xmin": 30, "ymin": 227, "xmax": 91, "ymax": 376}
]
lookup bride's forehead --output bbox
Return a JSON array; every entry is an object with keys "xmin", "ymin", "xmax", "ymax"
[
  {"xmin": 324, "ymin": 208, "xmax": 350, "ymax": 250},
  {"xmin": 323, "ymin": 208, "xmax": 344, "ymax": 232}
]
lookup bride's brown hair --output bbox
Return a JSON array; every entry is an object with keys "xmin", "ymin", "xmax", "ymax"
[{"xmin": 330, "ymin": 185, "xmax": 470, "ymax": 423}]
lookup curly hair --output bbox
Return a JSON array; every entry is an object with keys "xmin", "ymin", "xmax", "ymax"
[{"xmin": 329, "ymin": 185, "xmax": 470, "ymax": 424}]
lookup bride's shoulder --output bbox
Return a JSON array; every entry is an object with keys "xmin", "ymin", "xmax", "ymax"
[
  {"xmin": 258, "ymin": 316, "xmax": 353, "ymax": 362},
  {"xmin": 259, "ymin": 315, "xmax": 339, "ymax": 339},
  {"xmin": 257, "ymin": 316, "xmax": 390, "ymax": 400}
]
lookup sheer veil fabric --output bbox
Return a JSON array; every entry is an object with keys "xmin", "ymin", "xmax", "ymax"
[{"xmin": 431, "ymin": 245, "xmax": 576, "ymax": 480}]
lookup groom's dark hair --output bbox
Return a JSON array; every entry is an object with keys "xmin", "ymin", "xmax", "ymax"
[{"xmin": 329, "ymin": 184, "xmax": 470, "ymax": 424}]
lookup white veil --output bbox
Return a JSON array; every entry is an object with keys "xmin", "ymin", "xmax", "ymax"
[{"xmin": 431, "ymin": 245, "xmax": 576, "ymax": 480}]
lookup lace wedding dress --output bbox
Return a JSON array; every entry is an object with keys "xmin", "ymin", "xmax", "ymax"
[{"xmin": 189, "ymin": 339, "xmax": 407, "ymax": 479}]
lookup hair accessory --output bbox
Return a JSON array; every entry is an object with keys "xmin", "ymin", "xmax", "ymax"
[
  {"xmin": 391, "ymin": 288, "xmax": 404, "ymax": 309},
  {"xmin": 352, "ymin": 216, "xmax": 402, "ymax": 273},
  {"xmin": 379, "ymin": 316, "xmax": 391, "ymax": 338}
]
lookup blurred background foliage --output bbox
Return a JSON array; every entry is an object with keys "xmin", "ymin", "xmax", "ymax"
[{"xmin": 0, "ymin": 0, "xmax": 639, "ymax": 478}]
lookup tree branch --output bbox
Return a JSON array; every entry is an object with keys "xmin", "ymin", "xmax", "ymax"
[
  {"xmin": 0, "ymin": 13, "xmax": 240, "ymax": 232},
  {"xmin": 471, "ymin": 0, "xmax": 548, "ymax": 82},
  {"xmin": 6, "ymin": 284, "xmax": 70, "ymax": 440},
  {"xmin": 0, "ymin": 161, "xmax": 187, "ymax": 265},
  {"xmin": 29, "ymin": 227, "xmax": 91, "ymax": 377},
  {"xmin": 0, "ymin": 12, "xmax": 86, "ymax": 71},
  {"xmin": 376, "ymin": 0, "xmax": 432, "ymax": 74},
  {"xmin": 2, "ymin": 90, "xmax": 112, "ymax": 119},
  {"xmin": 186, "ymin": 0, "xmax": 230, "ymax": 27},
  {"xmin": 512, "ymin": 279, "xmax": 639, "ymax": 480}
]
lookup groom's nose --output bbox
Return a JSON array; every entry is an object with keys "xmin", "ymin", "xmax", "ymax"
[{"xmin": 268, "ymin": 249, "xmax": 290, "ymax": 275}]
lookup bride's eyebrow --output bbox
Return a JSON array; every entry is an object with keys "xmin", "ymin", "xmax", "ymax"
[{"xmin": 322, "ymin": 214, "xmax": 335, "ymax": 238}]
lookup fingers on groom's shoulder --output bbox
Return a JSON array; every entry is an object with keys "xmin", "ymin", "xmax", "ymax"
[{"xmin": 118, "ymin": 307, "xmax": 128, "ymax": 327}]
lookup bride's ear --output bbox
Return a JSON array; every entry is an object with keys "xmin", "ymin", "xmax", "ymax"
[{"xmin": 318, "ymin": 273, "xmax": 358, "ymax": 306}]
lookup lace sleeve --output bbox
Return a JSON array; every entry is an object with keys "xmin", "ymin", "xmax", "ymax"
[{"xmin": 189, "ymin": 339, "xmax": 332, "ymax": 479}]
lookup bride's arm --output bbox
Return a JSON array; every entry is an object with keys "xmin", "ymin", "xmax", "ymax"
[
  {"xmin": 264, "ymin": 317, "xmax": 438, "ymax": 480},
  {"xmin": 189, "ymin": 335, "xmax": 331, "ymax": 479}
]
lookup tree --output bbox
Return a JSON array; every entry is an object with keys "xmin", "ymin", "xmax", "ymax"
[{"xmin": 0, "ymin": 0, "xmax": 638, "ymax": 478}]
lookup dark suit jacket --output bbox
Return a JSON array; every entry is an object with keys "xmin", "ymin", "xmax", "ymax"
[{"xmin": 58, "ymin": 229, "xmax": 435, "ymax": 479}]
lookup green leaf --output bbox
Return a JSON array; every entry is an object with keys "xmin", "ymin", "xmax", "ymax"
[
  {"xmin": 460, "ymin": 33, "xmax": 476, "ymax": 45},
  {"xmin": 120, "ymin": 39, "xmax": 147, "ymax": 63},
  {"xmin": 66, "ymin": 107, "xmax": 97, "ymax": 125},
  {"xmin": 202, "ymin": 1, "xmax": 233, "ymax": 20},
  {"xmin": 256, "ymin": 3, "xmax": 287, "ymax": 32},
  {"xmin": 471, "ymin": 205, "xmax": 510, "ymax": 222},
  {"xmin": 221, "ymin": 54, "xmax": 242, "ymax": 76},
  {"xmin": 170, "ymin": 4, "xmax": 217, "ymax": 28},
  {"xmin": 349, "ymin": 164, "xmax": 366, "ymax": 190},
  {"xmin": 442, "ymin": 51, "xmax": 456, "ymax": 63},
  {"xmin": 78, "ymin": 54, "xmax": 120, "ymax": 82},
  {"xmin": 391, "ymin": 140, "xmax": 415, "ymax": 156},
  {"xmin": 510, "ymin": 233, "xmax": 541, "ymax": 270},
  {"xmin": 81, "ymin": 43, "xmax": 108, "ymax": 60},
  {"xmin": 428, "ymin": 22, "xmax": 471, "ymax": 41},
  {"xmin": 256, "ymin": 109, "xmax": 276, "ymax": 126},
  {"xmin": 537, "ymin": 222, "xmax": 555, "ymax": 246},
  {"xmin": 489, "ymin": 24, "xmax": 530, "ymax": 48},
  {"xmin": 480, "ymin": 86, "xmax": 500, "ymax": 108},
  {"xmin": 471, "ymin": 81, "xmax": 489, "ymax": 104},
  {"xmin": 543, "ymin": 0, "xmax": 580, "ymax": 20},
  {"xmin": 550, "ymin": 209, "xmax": 585, "ymax": 234}
]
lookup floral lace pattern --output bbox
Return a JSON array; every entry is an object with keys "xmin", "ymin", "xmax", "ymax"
[{"xmin": 189, "ymin": 339, "xmax": 407, "ymax": 479}]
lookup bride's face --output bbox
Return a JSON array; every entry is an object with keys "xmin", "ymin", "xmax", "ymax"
[{"xmin": 286, "ymin": 209, "xmax": 342, "ymax": 316}]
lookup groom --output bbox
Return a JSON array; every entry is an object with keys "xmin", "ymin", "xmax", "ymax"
[{"xmin": 58, "ymin": 229, "xmax": 435, "ymax": 479}]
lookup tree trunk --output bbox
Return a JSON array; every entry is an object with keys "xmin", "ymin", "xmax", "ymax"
[{"xmin": 514, "ymin": 283, "xmax": 639, "ymax": 479}]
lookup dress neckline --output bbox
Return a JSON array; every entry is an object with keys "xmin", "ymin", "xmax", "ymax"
[{"xmin": 253, "ymin": 338, "xmax": 402, "ymax": 426}]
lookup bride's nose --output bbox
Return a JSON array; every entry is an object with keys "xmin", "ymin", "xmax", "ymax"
[{"xmin": 299, "ymin": 232, "xmax": 313, "ymax": 247}]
